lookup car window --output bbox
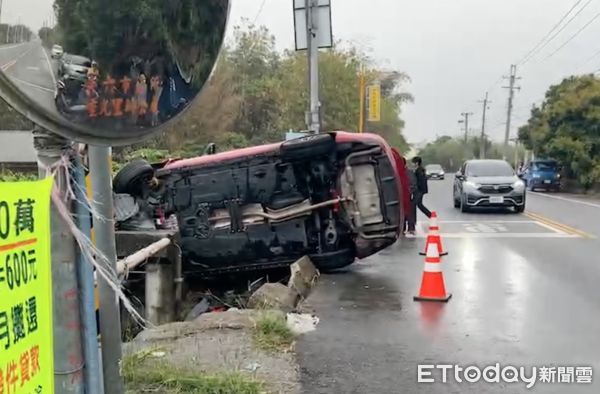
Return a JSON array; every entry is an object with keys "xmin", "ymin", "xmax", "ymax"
[
  {"xmin": 532, "ymin": 161, "xmax": 557, "ymax": 171},
  {"xmin": 465, "ymin": 161, "xmax": 514, "ymax": 177},
  {"xmin": 426, "ymin": 164, "xmax": 442, "ymax": 171}
]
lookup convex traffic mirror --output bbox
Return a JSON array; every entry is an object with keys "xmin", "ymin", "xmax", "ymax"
[{"xmin": 0, "ymin": 0, "xmax": 229, "ymax": 145}]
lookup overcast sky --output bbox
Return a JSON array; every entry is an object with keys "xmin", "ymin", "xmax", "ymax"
[
  {"xmin": 7, "ymin": 0, "xmax": 600, "ymax": 145},
  {"xmin": 229, "ymin": 0, "xmax": 600, "ymax": 144}
]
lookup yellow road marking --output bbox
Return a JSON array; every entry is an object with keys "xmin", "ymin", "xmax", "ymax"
[{"xmin": 524, "ymin": 212, "xmax": 595, "ymax": 239}]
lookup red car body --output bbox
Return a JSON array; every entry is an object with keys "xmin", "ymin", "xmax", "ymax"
[{"xmin": 115, "ymin": 131, "xmax": 407, "ymax": 274}]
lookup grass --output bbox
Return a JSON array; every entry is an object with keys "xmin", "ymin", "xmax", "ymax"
[
  {"xmin": 252, "ymin": 312, "xmax": 295, "ymax": 352},
  {"xmin": 123, "ymin": 350, "xmax": 263, "ymax": 394}
]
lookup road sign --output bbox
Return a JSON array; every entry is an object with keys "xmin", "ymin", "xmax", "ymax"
[
  {"xmin": 368, "ymin": 84, "xmax": 381, "ymax": 122},
  {"xmin": 0, "ymin": 177, "xmax": 54, "ymax": 394},
  {"xmin": 293, "ymin": 0, "xmax": 333, "ymax": 50}
]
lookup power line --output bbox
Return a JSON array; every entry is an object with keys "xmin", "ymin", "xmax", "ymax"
[
  {"xmin": 521, "ymin": 0, "xmax": 594, "ymax": 65},
  {"xmin": 253, "ymin": 0, "xmax": 267, "ymax": 24},
  {"xmin": 546, "ymin": 10, "xmax": 600, "ymax": 59},
  {"xmin": 517, "ymin": 0, "xmax": 585, "ymax": 65}
]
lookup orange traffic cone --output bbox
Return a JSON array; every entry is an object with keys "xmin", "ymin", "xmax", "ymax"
[
  {"xmin": 419, "ymin": 211, "xmax": 448, "ymax": 256},
  {"xmin": 414, "ymin": 242, "xmax": 452, "ymax": 302}
]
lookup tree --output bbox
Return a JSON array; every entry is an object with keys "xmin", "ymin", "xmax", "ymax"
[{"xmin": 518, "ymin": 75, "xmax": 600, "ymax": 187}]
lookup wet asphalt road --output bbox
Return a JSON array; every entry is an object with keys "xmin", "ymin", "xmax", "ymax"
[
  {"xmin": 297, "ymin": 178, "xmax": 600, "ymax": 393},
  {"xmin": 0, "ymin": 41, "xmax": 58, "ymax": 113}
]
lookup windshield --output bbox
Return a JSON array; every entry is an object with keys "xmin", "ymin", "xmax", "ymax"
[
  {"xmin": 466, "ymin": 161, "xmax": 514, "ymax": 177},
  {"xmin": 426, "ymin": 164, "xmax": 443, "ymax": 171},
  {"xmin": 532, "ymin": 161, "xmax": 558, "ymax": 171}
]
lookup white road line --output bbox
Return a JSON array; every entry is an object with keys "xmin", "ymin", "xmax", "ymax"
[
  {"xmin": 41, "ymin": 45, "xmax": 57, "ymax": 86},
  {"xmin": 10, "ymin": 77, "xmax": 54, "ymax": 93},
  {"xmin": 437, "ymin": 220, "xmax": 537, "ymax": 224},
  {"xmin": 416, "ymin": 233, "xmax": 580, "ymax": 239},
  {"xmin": 530, "ymin": 191, "xmax": 600, "ymax": 209}
]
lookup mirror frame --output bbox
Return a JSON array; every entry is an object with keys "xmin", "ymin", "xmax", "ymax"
[{"xmin": 0, "ymin": 2, "xmax": 231, "ymax": 146}]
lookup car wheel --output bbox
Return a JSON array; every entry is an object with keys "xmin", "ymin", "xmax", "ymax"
[
  {"xmin": 515, "ymin": 204, "xmax": 525, "ymax": 213},
  {"xmin": 460, "ymin": 193, "xmax": 469, "ymax": 213},
  {"xmin": 310, "ymin": 248, "xmax": 356, "ymax": 273},
  {"xmin": 113, "ymin": 159, "xmax": 155, "ymax": 196},
  {"xmin": 453, "ymin": 193, "xmax": 460, "ymax": 208},
  {"xmin": 280, "ymin": 133, "xmax": 335, "ymax": 160}
]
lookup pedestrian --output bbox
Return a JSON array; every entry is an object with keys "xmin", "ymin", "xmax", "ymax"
[{"xmin": 412, "ymin": 156, "xmax": 432, "ymax": 219}]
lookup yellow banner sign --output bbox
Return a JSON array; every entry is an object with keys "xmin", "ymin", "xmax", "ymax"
[
  {"xmin": 368, "ymin": 84, "xmax": 381, "ymax": 122},
  {"xmin": 0, "ymin": 178, "xmax": 54, "ymax": 394}
]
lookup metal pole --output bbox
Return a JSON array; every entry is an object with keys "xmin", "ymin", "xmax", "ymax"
[
  {"xmin": 479, "ymin": 92, "xmax": 490, "ymax": 159},
  {"xmin": 34, "ymin": 130, "xmax": 85, "ymax": 394},
  {"xmin": 503, "ymin": 64, "xmax": 519, "ymax": 160},
  {"xmin": 89, "ymin": 145, "xmax": 124, "ymax": 394},
  {"xmin": 306, "ymin": 0, "xmax": 320, "ymax": 133},
  {"xmin": 358, "ymin": 66, "xmax": 365, "ymax": 133},
  {"xmin": 73, "ymin": 156, "xmax": 103, "ymax": 394}
]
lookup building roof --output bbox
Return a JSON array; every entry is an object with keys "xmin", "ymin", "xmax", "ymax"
[{"xmin": 0, "ymin": 130, "xmax": 37, "ymax": 163}]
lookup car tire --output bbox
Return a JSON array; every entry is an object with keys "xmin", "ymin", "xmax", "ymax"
[
  {"xmin": 460, "ymin": 193, "xmax": 470, "ymax": 213},
  {"xmin": 515, "ymin": 204, "xmax": 525, "ymax": 213},
  {"xmin": 113, "ymin": 159, "xmax": 155, "ymax": 196},
  {"xmin": 453, "ymin": 193, "xmax": 460, "ymax": 208},
  {"xmin": 310, "ymin": 248, "xmax": 356, "ymax": 273},
  {"xmin": 280, "ymin": 133, "xmax": 335, "ymax": 160}
]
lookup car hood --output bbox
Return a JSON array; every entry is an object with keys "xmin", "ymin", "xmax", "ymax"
[{"xmin": 467, "ymin": 175, "xmax": 518, "ymax": 184}]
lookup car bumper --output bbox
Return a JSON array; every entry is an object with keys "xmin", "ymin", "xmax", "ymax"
[
  {"xmin": 464, "ymin": 191, "xmax": 525, "ymax": 207},
  {"xmin": 529, "ymin": 179, "xmax": 560, "ymax": 189},
  {"xmin": 427, "ymin": 174, "xmax": 445, "ymax": 179}
]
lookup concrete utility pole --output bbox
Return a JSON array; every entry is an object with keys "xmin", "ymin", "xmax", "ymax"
[
  {"xmin": 33, "ymin": 130, "xmax": 85, "ymax": 394},
  {"xmin": 306, "ymin": 0, "xmax": 321, "ymax": 134},
  {"xmin": 460, "ymin": 112, "xmax": 474, "ymax": 144},
  {"xmin": 89, "ymin": 146, "xmax": 124, "ymax": 394},
  {"xmin": 503, "ymin": 64, "xmax": 520, "ymax": 160},
  {"xmin": 478, "ymin": 92, "xmax": 491, "ymax": 159}
]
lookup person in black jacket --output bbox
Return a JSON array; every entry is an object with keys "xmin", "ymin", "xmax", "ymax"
[{"xmin": 412, "ymin": 156, "xmax": 432, "ymax": 219}]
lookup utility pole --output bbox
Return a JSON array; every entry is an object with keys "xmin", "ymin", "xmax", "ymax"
[
  {"xmin": 478, "ymin": 92, "xmax": 491, "ymax": 159},
  {"xmin": 358, "ymin": 65, "xmax": 366, "ymax": 133},
  {"xmin": 306, "ymin": 0, "xmax": 320, "ymax": 134},
  {"xmin": 459, "ymin": 112, "xmax": 473, "ymax": 143},
  {"xmin": 33, "ymin": 130, "xmax": 85, "ymax": 394},
  {"xmin": 89, "ymin": 145, "xmax": 125, "ymax": 394},
  {"xmin": 503, "ymin": 64, "xmax": 520, "ymax": 160}
]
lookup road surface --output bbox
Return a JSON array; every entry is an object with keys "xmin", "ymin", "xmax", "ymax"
[
  {"xmin": 0, "ymin": 41, "xmax": 58, "ymax": 114},
  {"xmin": 297, "ymin": 178, "xmax": 600, "ymax": 393}
]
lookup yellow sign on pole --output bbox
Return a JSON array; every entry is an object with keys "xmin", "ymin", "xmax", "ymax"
[
  {"xmin": 368, "ymin": 84, "xmax": 381, "ymax": 122},
  {"xmin": 0, "ymin": 178, "xmax": 54, "ymax": 394}
]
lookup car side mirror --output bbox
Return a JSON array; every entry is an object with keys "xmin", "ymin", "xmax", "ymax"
[{"xmin": 455, "ymin": 172, "xmax": 464, "ymax": 180}]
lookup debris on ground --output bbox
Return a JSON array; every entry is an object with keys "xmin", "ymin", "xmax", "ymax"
[{"xmin": 286, "ymin": 313, "xmax": 320, "ymax": 335}]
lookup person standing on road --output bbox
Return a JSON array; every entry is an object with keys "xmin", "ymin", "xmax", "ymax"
[
  {"xmin": 412, "ymin": 156, "xmax": 432, "ymax": 219},
  {"xmin": 405, "ymin": 163, "xmax": 418, "ymax": 234}
]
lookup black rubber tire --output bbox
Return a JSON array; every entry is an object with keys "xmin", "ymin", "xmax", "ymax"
[
  {"xmin": 280, "ymin": 133, "xmax": 335, "ymax": 160},
  {"xmin": 113, "ymin": 159, "xmax": 154, "ymax": 196},
  {"xmin": 515, "ymin": 204, "xmax": 525, "ymax": 213},
  {"xmin": 310, "ymin": 248, "xmax": 356, "ymax": 273},
  {"xmin": 460, "ymin": 193, "xmax": 470, "ymax": 213}
]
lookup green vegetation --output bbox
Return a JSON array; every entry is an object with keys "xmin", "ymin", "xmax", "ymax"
[
  {"xmin": 518, "ymin": 75, "xmax": 600, "ymax": 188},
  {"xmin": 152, "ymin": 21, "xmax": 411, "ymax": 154},
  {"xmin": 418, "ymin": 135, "xmax": 524, "ymax": 172},
  {"xmin": 0, "ymin": 171, "xmax": 37, "ymax": 182},
  {"xmin": 253, "ymin": 312, "xmax": 295, "ymax": 352},
  {"xmin": 123, "ymin": 351, "xmax": 263, "ymax": 394}
]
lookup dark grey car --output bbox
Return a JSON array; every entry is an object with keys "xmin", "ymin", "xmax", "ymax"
[{"xmin": 453, "ymin": 160, "xmax": 526, "ymax": 213}]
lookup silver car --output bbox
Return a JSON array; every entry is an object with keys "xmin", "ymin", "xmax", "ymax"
[{"xmin": 453, "ymin": 160, "xmax": 526, "ymax": 213}]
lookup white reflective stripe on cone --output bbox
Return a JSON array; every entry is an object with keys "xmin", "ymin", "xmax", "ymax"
[{"xmin": 424, "ymin": 262, "xmax": 443, "ymax": 273}]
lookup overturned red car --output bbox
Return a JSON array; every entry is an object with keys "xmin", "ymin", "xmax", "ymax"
[{"xmin": 114, "ymin": 132, "xmax": 407, "ymax": 275}]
